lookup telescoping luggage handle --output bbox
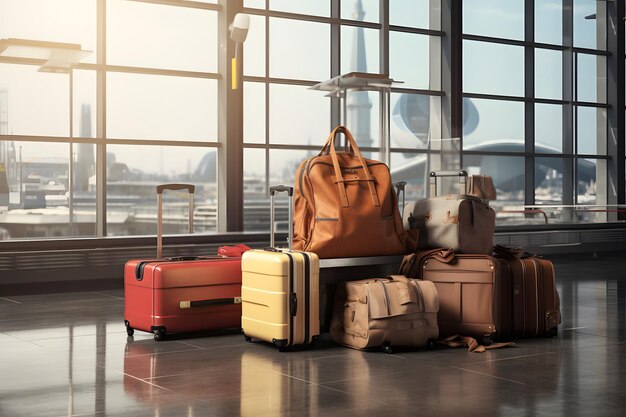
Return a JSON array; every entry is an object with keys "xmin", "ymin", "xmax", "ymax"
[
  {"xmin": 429, "ymin": 170, "xmax": 468, "ymax": 197},
  {"xmin": 156, "ymin": 183, "xmax": 195, "ymax": 258},
  {"xmin": 269, "ymin": 185, "xmax": 293, "ymax": 251}
]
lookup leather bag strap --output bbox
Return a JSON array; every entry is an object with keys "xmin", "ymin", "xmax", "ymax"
[
  {"xmin": 324, "ymin": 126, "xmax": 380, "ymax": 208},
  {"xmin": 398, "ymin": 248, "xmax": 455, "ymax": 278}
]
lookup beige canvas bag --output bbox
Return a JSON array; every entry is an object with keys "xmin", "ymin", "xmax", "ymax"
[
  {"xmin": 330, "ymin": 275, "xmax": 439, "ymax": 353},
  {"xmin": 403, "ymin": 171, "xmax": 496, "ymax": 254}
]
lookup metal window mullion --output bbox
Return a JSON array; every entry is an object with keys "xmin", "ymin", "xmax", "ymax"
[
  {"xmin": 606, "ymin": 0, "xmax": 625, "ymax": 215},
  {"xmin": 525, "ymin": 0, "xmax": 535, "ymax": 206},
  {"xmin": 96, "ymin": 0, "xmax": 107, "ymax": 237},
  {"xmin": 330, "ymin": 0, "xmax": 341, "ymax": 129},
  {"xmin": 562, "ymin": 0, "xmax": 574, "ymax": 210},
  {"xmin": 264, "ymin": 2, "xmax": 270, "ymax": 197}
]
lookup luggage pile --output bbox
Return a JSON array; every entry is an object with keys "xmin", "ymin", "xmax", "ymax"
[{"xmin": 122, "ymin": 125, "xmax": 561, "ymax": 355}]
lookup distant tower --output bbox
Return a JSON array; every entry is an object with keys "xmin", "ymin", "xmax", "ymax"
[
  {"xmin": 346, "ymin": 0, "xmax": 373, "ymax": 152},
  {"xmin": 74, "ymin": 104, "xmax": 95, "ymax": 192}
]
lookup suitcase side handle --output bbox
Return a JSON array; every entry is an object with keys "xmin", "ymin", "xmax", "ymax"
[
  {"xmin": 269, "ymin": 184, "xmax": 293, "ymax": 251},
  {"xmin": 179, "ymin": 297, "xmax": 242, "ymax": 309},
  {"xmin": 156, "ymin": 183, "xmax": 195, "ymax": 258}
]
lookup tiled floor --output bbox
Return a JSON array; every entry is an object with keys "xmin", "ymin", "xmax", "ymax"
[{"xmin": 1, "ymin": 255, "xmax": 625, "ymax": 417}]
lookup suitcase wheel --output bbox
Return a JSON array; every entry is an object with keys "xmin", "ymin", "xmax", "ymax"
[
  {"xmin": 124, "ymin": 320, "xmax": 134, "ymax": 337},
  {"xmin": 548, "ymin": 328, "xmax": 558, "ymax": 338},
  {"xmin": 381, "ymin": 342, "xmax": 393, "ymax": 354},
  {"xmin": 244, "ymin": 335, "xmax": 252, "ymax": 343},
  {"xmin": 153, "ymin": 328, "xmax": 167, "ymax": 341},
  {"xmin": 427, "ymin": 339, "xmax": 436, "ymax": 350},
  {"xmin": 480, "ymin": 333, "xmax": 496, "ymax": 346}
]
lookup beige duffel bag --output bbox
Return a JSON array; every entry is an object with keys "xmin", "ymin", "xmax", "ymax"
[{"xmin": 330, "ymin": 275, "xmax": 439, "ymax": 353}]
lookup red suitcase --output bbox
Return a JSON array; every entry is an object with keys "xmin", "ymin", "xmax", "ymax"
[{"xmin": 124, "ymin": 184, "xmax": 242, "ymax": 341}]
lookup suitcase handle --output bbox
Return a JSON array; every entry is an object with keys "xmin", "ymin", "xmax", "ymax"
[
  {"xmin": 289, "ymin": 293, "xmax": 297, "ymax": 316},
  {"xmin": 429, "ymin": 170, "xmax": 467, "ymax": 197},
  {"xmin": 157, "ymin": 183, "xmax": 196, "ymax": 194},
  {"xmin": 394, "ymin": 181, "xmax": 407, "ymax": 217},
  {"xmin": 156, "ymin": 183, "xmax": 195, "ymax": 258},
  {"xmin": 179, "ymin": 297, "xmax": 242, "ymax": 309},
  {"xmin": 269, "ymin": 184, "xmax": 293, "ymax": 251}
]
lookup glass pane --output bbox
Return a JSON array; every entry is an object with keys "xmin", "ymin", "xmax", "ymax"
[
  {"xmin": 463, "ymin": 41, "xmax": 524, "ymax": 97},
  {"xmin": 462, "ymin": 98, "xmax": 524, "ymax": 151},
  {"xmin": 269, "ymin": 18, "xmax": 330, "ymax": 81},
  {"xmin": 72, "ymin": 70, "xmax": 96, "ymax": 139},
  {"xmin": 574, "ymin": 0, "xmax": 606, "ymax": 50},
  {"xmin": 389, "ymin": 152, "xmax": 428, "ymax": 201},
  {"xmin": 243, "ymin": 148, "xmax": 268, "ymax": 231},
  {"xmin": 244, "ymin": 0, "xmax": 265, "ymax": 9},
  {"xmin": 577, "ymin": 106, "xmax": 606, "ymax": 155},
  {"xmin": 342, "ymin": 0, "xmax": 379, "ymax": 23},
  {"xmin": 577, "ymin": 53, "xmax": 606, "ymax": 104},
  {"xmin": 341, "ymin": 26, "xmax": 380, "ymax": 74},
  {"xmin": 535, "ymin": 103, "xmax": 563, "ymax": 153},
  {"xmin": 344, "ymin": 91, "xmax": 380, "ymax": 150},
  {"xmin": 463, "ymin": 0, "xmax": 524, "ymax": 40},
  {"xmin": 107, "ymin": 73, "xmax": 217, "ymax": 141},
  {"xmin": 535, "ymin": 157, "xmax": 565, "ymax": 205},
  {"xmin": 0, "ymin": 63, "xmax": 69, "ymax": 137},
  {"xmin": 391, "ymin": 93, "xmax": 441, "ymax": 151},
  {"xmin": 269, "ymin": 84, "xmax": 330, "ymax": 146},
  {"xmin": 535, "ymin": 49, "xmax": 562, "ymax": 100},
  {"xmin": 464, "ymin": 155, "xmax": 525, "ymax": 206},
  {"xmin": 244, "ymin": 14, "xmax": 266, "ymax": 77},
  {"xmin": 0, "ymin": 0, "xmax": 97, "ymax": 64},
  {"xmin": 106, "ymin": 144, "xmax": 217, "ymax": 236},
  {"xmin": 244, "ymin": 82, "xmax": 266, "ymax": 144},
  {"xmin": 535, "ymin": 0, "xmax": 563, "ymax": 45},
  {"xmin": 390, "ymin": 32, "xmax": 439, "ymax": 90},
  {"xmin": 269, "ymin": 148, "xmax": 315, "ymax": 188},
  {"xmin": 390, "ymin": 0, "xmax": 440, "ymax": 30},
  {"xmin": 107, "ymin": 1, "xmax": 217, "ymax": 73},
  {"xmin": 576, "ymin": 158, "xmax": 598, "ymax": 204},
  {"xmin": 269, "ymin": 0, "xmax": 330, "ymax": 16},
  {"xmin": 0, "ymin": 140, "xmax": 97, "ymax": 239}
]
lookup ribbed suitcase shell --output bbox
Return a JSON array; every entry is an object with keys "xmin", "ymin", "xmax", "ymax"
[
  {"xmin": 124, "ymin": 257, "xmax": 242, "ymax": 337},
  {"xmin": 420, "ymin": 253, "xmax": 507, "ymax": 343},
  {"xmin": 499, "ymin": 256, "xmax": 561, "ymax": 338},
  {"xmin": 241, "ymin": 249, "xmax": 320, "ymax": 349}
]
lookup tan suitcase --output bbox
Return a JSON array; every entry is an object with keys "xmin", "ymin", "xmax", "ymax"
[
  {"xmin": 241, "ymin": 185, "xmax": 320, "ymax": 350},
  {"xmin": 401, "ymin": 248, "xmax": 507, "ymax": 344},
  {"xmin": 330, "ymin": 275, "xmax": 439, "ymax": 353}
]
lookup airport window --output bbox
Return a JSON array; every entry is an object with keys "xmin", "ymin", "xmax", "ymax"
[{"xmin": 462, "ymin": 0, "xmax": 609, "ymax": 218}]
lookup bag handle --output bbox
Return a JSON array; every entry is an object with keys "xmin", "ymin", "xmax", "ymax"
[
  {"xmin": 323, "ymin": 126, "xmax": 380, "ymax": 208},
  {"xmin": 388, "ymin": 275, "xmax": 425, "ymax": 312}
]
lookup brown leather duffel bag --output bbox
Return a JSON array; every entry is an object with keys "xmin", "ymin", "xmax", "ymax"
[{"xmin": 293, "ymin": 126, "xmax": 410, "ymax": 258}]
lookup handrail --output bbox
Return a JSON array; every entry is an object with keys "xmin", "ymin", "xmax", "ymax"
[{"xmin": 498, "ymin": 209, "xmax": 548, "ymax": 224}]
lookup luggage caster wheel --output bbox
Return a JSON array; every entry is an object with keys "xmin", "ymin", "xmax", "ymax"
[
  {"xmin": 244, "ymin": 335, "xmax": 252, "ymax": 343},
  {"xmin": 549, "ymin": 328, "xmax": 558, "ymax": 338},
  {"xmin": 124, "ymin": 321, "xmax": 134, "ymax": 336},
  {"xmin": 427, "ymin": 339, "xmax": 436, "ymax": 350},
  {"xmin": 480, "ymin": 334, "xmax": 494, "ymax": 346},
  {"xmin": 154, "ymin": 329, "xmax": 166, "ymax": 341},
  {"xmin": 382, "ymin": 345, "xmax": 393, "ymax": 354}
]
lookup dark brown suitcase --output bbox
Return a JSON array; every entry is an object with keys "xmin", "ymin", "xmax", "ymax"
[{"xmin": 493, "ymin": 245, "xmax": 561, "ymax": 338}]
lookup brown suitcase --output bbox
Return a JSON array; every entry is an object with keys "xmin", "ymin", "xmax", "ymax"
[
  {"xmin": 400, "ymin": 248, "xmax": 507, "ymax": 344},
  {"xmin": 493, "ymin": 245, "xmax": 561, "ymax": 338}
]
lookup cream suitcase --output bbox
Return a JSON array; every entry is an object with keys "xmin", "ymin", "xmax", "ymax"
[{"xmin": 241, "ymin": 185, "xmax": 320, "ymax": 350}]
